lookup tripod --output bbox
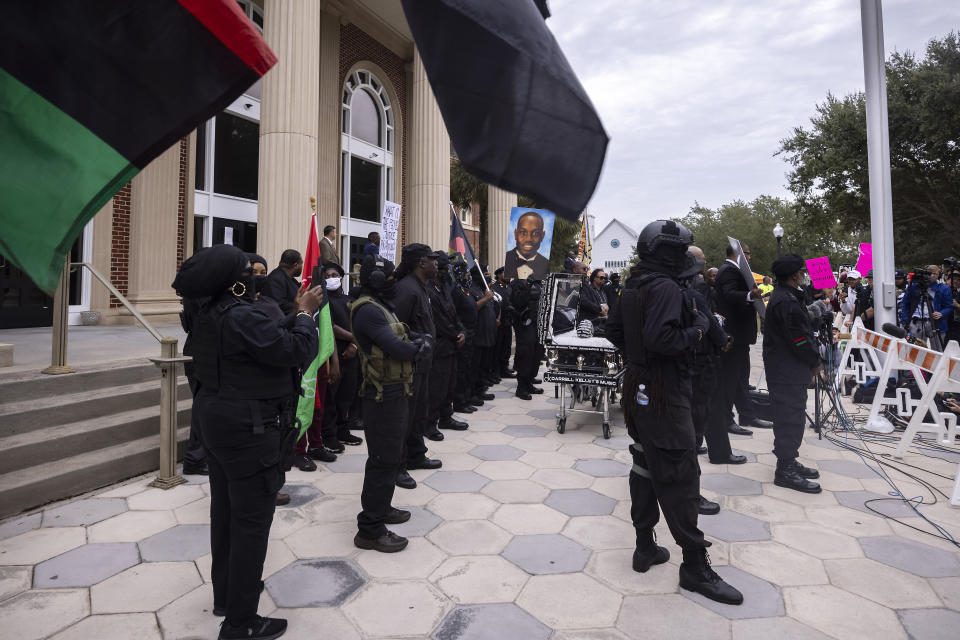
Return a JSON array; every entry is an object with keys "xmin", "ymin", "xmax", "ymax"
[
  {"xmin": 908, "ymin": 282, "xmax": 944, "ymax": 351},
  {"xmin": 806, "ymin": 320, "xmax": 846, "ymax": 437}
]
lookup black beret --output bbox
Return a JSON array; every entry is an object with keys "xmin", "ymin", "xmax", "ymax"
[
  {"xmin": 322, "ymin": 262, "xmax": 344, "ymax": 277},
  {"xmin": 173, "ymin": 244, "xmax": 248, "ymax": 298},
  {"xmin": 771, "ymin": 254, "xmax": 805, "ymax": 278},
  {"xmin": 400, "ymin": 243, "xmax": 433, "ymax": 265}
]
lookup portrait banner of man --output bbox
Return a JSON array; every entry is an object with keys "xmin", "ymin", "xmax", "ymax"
[{"xmin": 504, "ymin": 207, "xmax": 556, "ymax": 280}]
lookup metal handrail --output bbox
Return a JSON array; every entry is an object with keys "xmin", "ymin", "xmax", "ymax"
[{"xmin": 71, "ymin": 261, "xmax": 165, "ymax": 342}]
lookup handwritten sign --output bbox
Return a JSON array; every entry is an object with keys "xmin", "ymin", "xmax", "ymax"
[
  {"xmin": 854, "ymin": 243, "xmax": 872, "ymax": 275},
  {"xmin": 805, "ymin": 256, "xmax": 838, "ymax": 289},
  {"xmin": 379, "ymin": 200, "xmax": 401, "ymax": 263}
]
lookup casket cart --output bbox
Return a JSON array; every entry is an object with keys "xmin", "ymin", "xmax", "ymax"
[{"xmin": 537, "ymin": 273, "xmax": 624, "ymax": 439}]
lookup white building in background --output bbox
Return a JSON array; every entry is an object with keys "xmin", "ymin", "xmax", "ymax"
[{"xmin": 590, "ymin": 218, "xmax": 639, "ymax": 272}]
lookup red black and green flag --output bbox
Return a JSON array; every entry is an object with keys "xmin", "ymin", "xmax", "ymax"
[
  {"xmin": 0, "ymin": 1, "xmax": 277, "ymax": 293},
  {"xmin": 449, "ymin": 205, "xmax": 478, "ymax": 271}
]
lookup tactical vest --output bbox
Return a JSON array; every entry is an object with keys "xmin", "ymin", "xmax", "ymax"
[
  {"xmin": 191, "ymin": 295, "xmax": 294, "ymax": 400},
  {"xmin": 350, "ymin": 296, "xmax": 414, "ymax": 402}
]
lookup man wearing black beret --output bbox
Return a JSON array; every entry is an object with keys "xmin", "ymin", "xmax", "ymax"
[{"xmin": 763, "ymin": 254, "xmax": 822, "ymax": 493}]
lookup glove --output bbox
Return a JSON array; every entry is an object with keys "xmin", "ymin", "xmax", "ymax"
[
  {"xmin": 413, "ymin": 337, "xmax": 433, "ymax": 365},
  {"xmin": 691, "ymin": 310, "xmax": 711, "ymax": 336}
]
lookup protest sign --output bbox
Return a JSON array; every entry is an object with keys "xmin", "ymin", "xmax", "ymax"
[
  {"xmin": 727, "ymin": 236, "xmax": 765, "ymax": 318},
  {"xmin": 854, "ymin": 243, "xmax": 873, "ymax": 275},
  {"xmin": 805, "ymin": 256, "xmax": 838, "ymax": 288},
  {"xmin": 379, "ymin": 200, "xmax": 401, "ymax": 263}
]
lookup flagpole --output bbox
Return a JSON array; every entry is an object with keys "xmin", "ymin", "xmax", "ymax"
[{"xmin": 449, "ymin": 201, "xmax": 491, "ymax": 292}]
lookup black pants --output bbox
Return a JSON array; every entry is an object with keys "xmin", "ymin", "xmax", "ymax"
[
  {"xmin": 454, "ymin": 342, "xmax": 475, "ymax": 406},
  {"xmin": 626, "ymin": 412, "xmax": 706, "ymax": 553},
  {"xmin": 404, "ymin": 373, "xmax": 429, "ymax": 463},
  {"xmin": 720, "ymin": 344, "xmax": 755, "ymax": 426},
  {"xmin": 358, "ymin": 392, "xmax": 408, "ymax": 539},
  {"xmin": 514, "ymin": 323, "xmax": 541, "ymax": 389},
  {"xmin": 321, "ymin": 356, "xmax": 359, "ymax": 444},
  {"xmin": 496, "ymin": 322, "xmax": 513, "ymax": 372},
  {"xmin": 474, "ymin": 344, "xmax": 494, "ymax": 393},
  {"xmin": 428, "ymin": 353, "xmax": 457, "ymax": 426},
  {"xmin": 198, "ymin": 390, "xmax": 283, "ymax": 626},
  {"xmin": 691, "ymin": 356, "xmax": 718, "ymax": 448},
  {"xmin": 183, "ymin": 376, "xmax": 205, "ymax": 467},
  {"xmin": 769, "ymin": 381, "xmax": 808, "ymax": 461}
]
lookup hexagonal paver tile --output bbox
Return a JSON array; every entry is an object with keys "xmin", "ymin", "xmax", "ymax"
[
  {"xmin": 563, "ymin": 516, "xmax": 635, "ymax": 550},
  {"xmin": 834, "ymin": 491, "xmax": 920, "ymax": 519},
  {"xmin": 815, "ymin": 459, "xmax": 877, "ymax": 478},
  {"xmin": 301, "ymin": 495, "xmax": 361, "ymax": 523},
  {"xmin": 34, "ymin": 542, "xmax": 139, "ymax": 588},
  {"xmin": 482, "ymin": 479, "xmax": 550, "ymax": 504},
  {"xmin": 356, "ymin": 537, "xmax": 446, "ymax": 579},
  {"xmin": 517, "ymin": 573, "xmax": 622, "ymax": 630},
  {"xmin": 389, "ymin": 506, "xmax": 443, "ymax": 538},
  {"xmin": 585, "ymin": 549, "xmax": 679, "ymax": 595},
  {"xmin": 268, "ymin": 509, "xmax": 312, "ymax": 540},
  {"xmin": 279, "ymin": 607, "xmax": 360, "ymax": 640},
  {"xmin": 531, "ymin": 468, "xmax": 595, "ymax": 489},
  {"xmin": 528, "ymin": 409, "xmax": 561, "ymax": 421},
  {"xmin": 503, "ymin": 425, "xmax": 551, "ymax": 438},
  {"xmin": 343, "ymin": 580, "xmax": 450, "ymax": 637},
  {"xmin": 594, "ymin": 434, "xmax": 632, "ymax": 451},
  {"xmin": 138, "ymin": 524, "xmax": 210, "ymax": 561},
  {"xmin": 699, "ymin": 473, "xmax": 763, "ymax": 496},
  {"xmin": 0, "ymin": 566, "xmax": 31, "ymax": 602},
  {"xmin": 428, "ymin": 520, "xmax": 511, "ymax": 555},
  {"xmin": 785, "ymin": 585, "xmax": 907, "ymax": 640},
  {"xmin": 41, "ymin": 498, "xmax": 128, "ymax": 527},
  {"xmin": 475, "ymin": 460, "xmax": 536, "ymax": 480},
  {"xmin": 558, "ymin": 443, "xmax": 615, "ymax": 460},
  {"xmin": 0, "ymin": 526, "xmax": 86, "ymax": 565},
  {"xmin": 929, "ymin": 576, "xmax": 960, "ymax": 611},
  {"xmin": 424, "ymin": 471, "xmax": 490, "ymax": 493},
  {"xmin": 729, "ymin": 542, "xmax": 827, "ymax": 586},
  {"xmin": 431, "ymin": 555, "xmax": 530, "ymax": 604},
  {"xmin": 859, "ymin": 535, "xmax": 960, "ymax": 577},
  {"xmin": 824, "ymin": 558, "xmax": 941, "ymax": 608},
  {"xmin": 278, "ymin": 484, "xmax": 324, "ymax": 508},
  {"xmin": 0, "ymin": 513, "xmax": 41, "ymax": 542},
  {"xmin": 491, "ymin": 504, "xmax": 568, "ymax": 535},
  {"xmin": 544, "ymin": 489, "xmax": 617, "ymax": 516},
  {"xmin": 285, "ymin": 521, "xmax": 359, "ymax": 558},
  {"xmin": 770, "ymin": 523, "xmax": 862, "ymax": 559},
  {"xmin": 313, "ymin": 472, "xmax": 365, "ymax": 495},
  {"xmin": 91, "ymin": 561, "xmax": 201, "ymax": 613},
  {"xmin": 730, "ymin": 617, "xmax": 831, "ymax": 640},
  {"xmin": 501, "ymin": 534, "xmax": 591, "ymax": 575},
  {"xmin": 156, "ymin": 583, "xmax": 276, "ymax": 638},
  {"xmin": 434, "ymin": 603, "xmax": 552, "ymax": 640},
  {"xmin": 50, "ymin": 613, "xmax": 162, "ymax": 640},
  {"xmin": 172, "ymin": 496, "xmax": 210, "ymax": 525},
  {"xmin": 573, "ymin": 459, "xmax": 630, "ymax": 478},
  {"xmin": 127, "ymin": 485, "xmax": 205, "ymax": 510},
  {"xmin": 0, "ymin": 589, "xmax": 89, "ymax": 640},
  {"xmin": 617, "ymin": 593, "xmax": 729, "ymax": 640},
  {"xmin": 469, "ymin": 445, "xmax": 524, "ymax": 461},
  {"xmin": 761, "ymin": 482, "xmax": 838, "ymax": 507},
  {"xmin": 323, "ymin": 454, "xmax": 369, "ymax": 473},
  {"xmin": 727, "ymin": 495, "xmax": 805, "ymax": 522},
  {"xmin": 519, "ymin": 451, "xmax": 577, "ymax": 468},
  {"xmin": 697, "ymin": 509, "xmax": 771, "ymax": 543},
  {"xmin": 465, "ymin": 432, "xmax": 514, "ymax": 446},
  {"xmin": 513, "ymin": 438, "xmax": 562, "ymax": 453},
  {"xmin": 804, "ymin": 505, "xmax": 892, "ymax": 538},
  {"xmin": 898, "ymin": 608, "xmax": 960, "ymax": 640},
  {"xmin": 428, "ymin": 493, "xmax": 499, "ymax": 521},
  {"xmin": 681, "ymin": 565, "xmax": 784, "ymax": 619},
  {"xmin": 86, "ymin": 510, "xmax": 177, "ymax": 543},
  {"xmin": 804, "ymin": 434, "xmax": 846, "ymax": 451},
  {"xmin": 266, "ymin": 559, "xmax": 364, "ymax": 607}
]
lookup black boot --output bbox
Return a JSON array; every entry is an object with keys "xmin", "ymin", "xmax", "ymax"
[
  {"xmin": 395, "ymin": 470, "xmax": 417, "ymax": 489},
  {"xmin": 438, "ymin": 417, "xmax": 468, "ymax": 431},
  {"xmin": 679, "ymin": 550, "xmax": 743, "ymax": 605},
  {"xmin": 792, "ymin": 460, "xmax": 820, "ymax": 479},
  {"xmin": 632, "ymin": 531, "xmax": 669, "ymax": 573},
  {"xmin": 353, "ymin": 530, "xmax": 408, "ymax": 553},
  {"xmin": 698, "ymin": 495, "xmax": 720, "ymax": 515},
  {"xmin": 218, "ymin": 616, "xmax": 287, "ymax": 640},
  {"xmin": 774, "ymin": 459, "xmax": 821, "ymax": 493}
]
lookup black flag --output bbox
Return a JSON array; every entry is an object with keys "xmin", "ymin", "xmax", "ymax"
[{"xmin": 401, "ymin": 0, "xmax": 608, "ymax": 221}]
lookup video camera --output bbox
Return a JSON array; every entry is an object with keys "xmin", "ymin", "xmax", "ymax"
[
  {"xmin": 943, "ymin": 257, "xmax": 959, "ymax": 278},
  {"xmin": 909, "ymin": 268, "xmax": 933, "ymax": 288}
]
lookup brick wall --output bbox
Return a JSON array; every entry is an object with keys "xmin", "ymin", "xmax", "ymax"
[
  {"xmin": 109, "ymin": 183, "xmax": 131, "ymax": 307},
  {"xmin": 339, "ymin": 23, "xmax": 408, "ymax": 244},
  {"xmin": 176, "ymin": 137, "xmax": 188, "ymax": 270}
]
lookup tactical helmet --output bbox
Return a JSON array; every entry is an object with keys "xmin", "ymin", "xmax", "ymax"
[
  {"xmin": 635, "ymin": 219, "xmax": 694, "ymax": 256},
  {"xmin": 359, "ymin": 254, "xmax": 395, "ymax": 290}
]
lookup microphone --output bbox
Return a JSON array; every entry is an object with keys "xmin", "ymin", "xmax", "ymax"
[{"xmin": 882, "ymin": 322, "xmax": 906, "ymax": 339}]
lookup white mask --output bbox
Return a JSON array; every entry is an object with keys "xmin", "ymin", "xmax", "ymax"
[{"xmin": 325, "ymin": 277, "xmax": 341, "ymax": 291}]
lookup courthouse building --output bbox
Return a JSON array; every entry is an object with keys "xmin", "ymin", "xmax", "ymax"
[{"xmin": 2, "ymin": 0, "xmax": 516, "ymax": 328}]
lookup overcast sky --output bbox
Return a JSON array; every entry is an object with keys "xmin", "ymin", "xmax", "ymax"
[{"xmin": 546, "ymin": 0, "xmax": 958, "ymax": 233}]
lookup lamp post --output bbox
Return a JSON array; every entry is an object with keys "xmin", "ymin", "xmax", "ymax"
[{"xmin": 773, "ymin": 223, "xmax": 784, "ymax": 257}]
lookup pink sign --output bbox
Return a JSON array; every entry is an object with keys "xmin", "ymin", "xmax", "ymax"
[
  {"xmin": 854, "ymin": 243, "xmax": 873, "ymax": 275},
  {"xmin": 805, "ymin": 256, "xmax": 838, "ymax": 289}
]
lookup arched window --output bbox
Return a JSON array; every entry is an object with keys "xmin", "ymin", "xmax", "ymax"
[{"xmin": 340, "ymin": 69, "xmax": 396, "ymax": 270}]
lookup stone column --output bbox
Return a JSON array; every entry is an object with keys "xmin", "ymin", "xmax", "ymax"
[
  {"xmin": 125, "ymin": 143, "xmax": 182, "ymax": 319},
  {"xmin": 487, "ymin": 186, "xmax": 516, "ymax": 270},
  {"xmin": 315, "ymin": 8, "xmax": 341, "ymax": 234},
  {"xmin": 408, "ymin": 50, "xmax": 450, "ymax": 252},
  {"xmin": 89, "ymin": 200, "xmax": 113, "ymax": 314},
  {"xmin": 258, "ymin": 0, "xmax": 321, "ymax": 266}
]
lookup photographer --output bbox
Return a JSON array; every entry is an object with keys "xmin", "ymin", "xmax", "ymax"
[
  {"xmin": 900, "ymin": 265, "xmax": 952, "ymax": 350},
  {"xmin": 853, "ymin": 270, "xmax": 876, "ymax": 330},
  {"xmin": 947, "ymin": 270, "xmax": 960, "ymax": 345}
]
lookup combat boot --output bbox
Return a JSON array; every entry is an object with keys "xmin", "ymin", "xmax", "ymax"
[
  {"xmin": 632, "ymin": 530, "xmax": 670, "ymax": 573},
  {"xmin": 697, "ymin": 495, "xmax": 720, "ymax": 515},
  {"xmin": 679, "ymin": 550, "xmax": 743, "ymax": 605},
  {"xmin": 774, "ymin": 459, "xmax": 821, "ymax": 493},
  {"xmin": 791, "ymin": 459, "xmax": 820, "ymax": 479}
]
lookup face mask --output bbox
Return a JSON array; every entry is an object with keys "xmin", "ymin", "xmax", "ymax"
[
  {"xmin": 325, "ymin": 277, "xmax": 341, "ymax": 291},
  {"xmin": 377, "ymin": 279, "xmax": 397, "ymax": 299},
  {"xmin": 254, "ymin": 275, "xmax": 267, "ymax": 294},
  {"xmin": 232, "ymin": 271, "xmax": 256, "ymax": 301}
]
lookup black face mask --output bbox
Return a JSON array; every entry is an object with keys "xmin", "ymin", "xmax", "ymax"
[
  {"xmin": 254, "ymin": 275, "xmax": 267, "ymax": 295},
  {"xmin": 232, "ymin": 271, "xmax": 256, "ymax": 301},
  {"xmin": 377, "ymin": 279, "xmax": 397, "ymax": 300}
]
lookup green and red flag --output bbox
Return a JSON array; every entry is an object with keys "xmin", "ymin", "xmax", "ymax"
[{"xmin": 0, "ymin": 1, "xmax": 277, "ymax": 293}]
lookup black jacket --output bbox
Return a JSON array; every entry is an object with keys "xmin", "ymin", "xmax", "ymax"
[
  {"xmin": 262, "ymin": 268, "xmax": 300, "ymax": 316},
  {"xmin": 683, "ymin": 284, "xmax": 728, "ymax": 357},
  {"xmin": 428, "ymin": 280, "xmax": 464, "ymax": 358},
  {"xmin": 472, "ymin": 283, "xmax": 497, "ymax": 346},
  {"xmin": 716, "ymin": 261, "xmax": 758, "ymax": 345},
  {"xmin": 762, "ymin": 285, "xmax": 819, "ymax": 385},
  {"xmin": 579, "ymin": 283, "xmax": 607, "ymax": 322}
]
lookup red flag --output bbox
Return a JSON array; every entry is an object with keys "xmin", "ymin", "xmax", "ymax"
[{"xmin": 301, "ymin": 213, "xmax": 321, "ymax": 287}]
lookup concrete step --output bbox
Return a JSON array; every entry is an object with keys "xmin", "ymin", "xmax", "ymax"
[
  {"xmin": 0, "ymin": 426, "xmax": 192, "ymax": 520},
  {"xmin": 0, "ymin": 399, "xmax": 193, "ymax": 474},
  {"xmin": 0, "ymin": 358, "xmax": 166, "ymax": 403},
  {"xmin": 0, "ymin": 377, "xmax": 191, "ymax": 438}
]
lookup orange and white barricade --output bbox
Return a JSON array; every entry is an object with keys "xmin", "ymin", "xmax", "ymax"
[
  {"xmin": 892, "ymin": 341, "xmax": 960, "ymax": 459},
  {"xmin": 835, "ymin": 318, "xmax": 887, "ymax": 388}
]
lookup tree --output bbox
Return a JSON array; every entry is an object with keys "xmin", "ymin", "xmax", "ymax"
[{"xmin": 778, "ymin": 32, "xmax": 960, "ymax": 268}]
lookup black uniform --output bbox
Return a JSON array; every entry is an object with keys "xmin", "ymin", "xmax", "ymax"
[
  {"xmin": 452, "ymin": 281, "xmax": 479, "ymax": 407},
  {"xmin": 393, "ymin": 274, "xmax": 436, "ymax": 463},
  {"xmin": 762, "ymin": 285, "xmax": 819, "ymax": 461},
  {"xmin": 261, "ymin": 267, "xmax": 299, "ymax": 315},
  {"xmin": 473, "ymin": 280, "xmax": 497, "ymax": 393},
  {"xmin": 685, "ymin": 278, "xmax": 729, "ymax": 453},
  {"xmin": 607, "ymin": 269, "xmax": 708, "ymax": 555},
  {"xmin": 492, "ymin": 280, "xmax": 514, "ymax": 374},
  {"xmin": 511, "ymin": 279, "xmax": 544, "ymax": 390},
  {"xmin": 179, "ymin": 296, "xmax": 208, "ymax": 472},
  {"xmin": 427, "ymin": 279, "xmax": 464, "ymax": 429},
  {"xmin": 715, "ymin": 261, "xmax": 759, "ymax": 427},
  {"xmin": 192, "ymin": 295, "xmax": 317, "ymax": 626},
  {"xmin": 322, "ymin": 287, "xmax": 360, "ymax": 445},
  {"xmin": 351, "ymin": 298, "xmax": 419, "ymax": 539}
]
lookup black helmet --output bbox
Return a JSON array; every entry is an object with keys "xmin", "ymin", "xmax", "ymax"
[
  {"xmin": 359, "ymin": 254, "xmax": 395, "ymax": 291},
  {"xmin": 636, "ymin": 219, "xmax": 694, "ymax": 257}
]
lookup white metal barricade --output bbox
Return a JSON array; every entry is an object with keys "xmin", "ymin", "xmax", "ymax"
[
  {"xmin": 893, "ymin": 341, "xmax": 960, "ymax": 459},
  {"xmin": 835, "ymin": 318, "xmax": 886, "ymax": 388}
]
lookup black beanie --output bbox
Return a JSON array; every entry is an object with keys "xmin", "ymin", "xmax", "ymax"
[{"xmin": 172, "ymin": 245, "xmax": 248, "ymax": 298}]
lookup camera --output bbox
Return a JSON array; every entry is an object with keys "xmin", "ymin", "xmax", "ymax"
[
  {"xmin": 943, "ymin": 257, "xmax": 959, "ymax": 278},
  {"xmin": 909, "ymin": 268, "xmax": 932, "ymax": 288}
]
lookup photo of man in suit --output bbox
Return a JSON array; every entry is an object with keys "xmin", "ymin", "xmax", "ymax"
[{"xmin": 504, "ymin": 209, "xmax": 553, "ymax": 280}]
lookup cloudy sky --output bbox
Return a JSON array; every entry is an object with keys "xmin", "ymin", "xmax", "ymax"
[{"xmin": 545, "ymin": 0, "xmax": 957, "ymax": 232}]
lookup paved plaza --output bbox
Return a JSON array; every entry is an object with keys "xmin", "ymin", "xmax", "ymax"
[{"xmin": 2, "ymin": 367, "xmax": 960, "ymax": 639}]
